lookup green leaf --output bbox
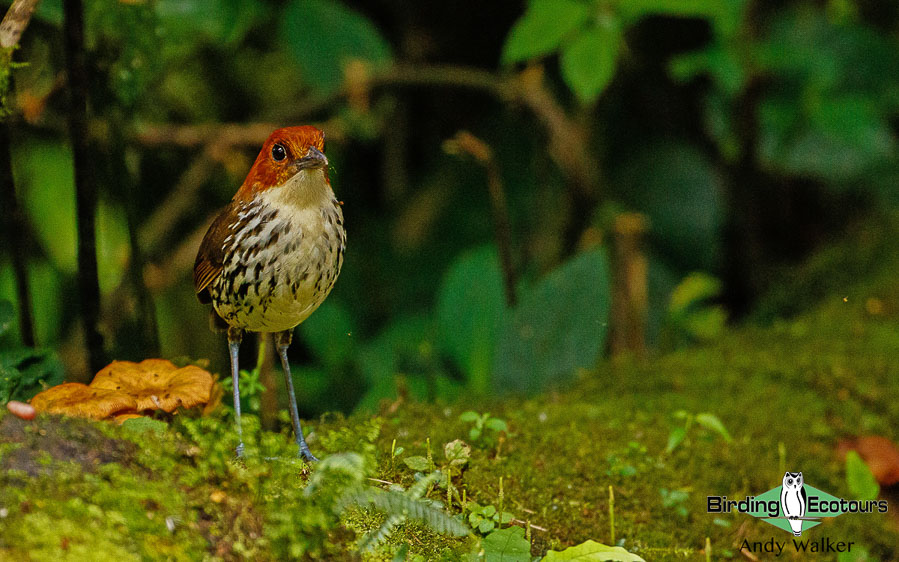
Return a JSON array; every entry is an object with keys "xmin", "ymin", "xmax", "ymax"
[
  {"xmin": 469, "ymin": 427, "xmax": 482, "ymax": 441},
  {"xmin": 478, "ymin": 519, "xmax": 496, "ymax": 533},
  {"xmin": 482, "ymin": 526, "xmax": 531, "ymax": 562},
  {"xmin": 669, "ymin": 273, "xmax": 722, "ymax": 317},
  {"xmin": 484, "ymin": 417, "xmax": 508, "ymax": 433},
  {"xmin": 560, "ymin": 23, "xmax": 621, "ymax": 102},
  {"xmin": 501, "ymin": 0, "xmax": 590, "ymax": 64},
  {"xmin": 403, "ymin": 456, "xmax": 431, "ymax": 472},
  {"xmin": 444, "ymin": 439, "xmax": 471, "ymax": 467},
  {"xmin": 13, "ymin": 140, "xmax": 76, "ymax": 273},
  {"xmin": 493, "ymin": 249, "xmax": 612, "ymax": 395},
  {"xmin": 96, "ymin": 201, "xmax": 131, "ymax": 295},
  {"xmin": 482, "ymin": 505, "xmax": 496, "ymax": 518},
  {"xmin": 665, "ymin": 427, "xmax": 686, "ymax": 453},
  {"xmin": 695, "ymin": 413, "xmax": 733, "ymax": 443},
  {"xmin": 437, "ymin": 246, "xmax": 507, "ymax": 393},
  {"xmin": 459, "ymin": 410, "xmax": 480, "ymax": 423},
  {"xmin": 279, "ymin": 0, "xmax": 392, "ymax": 93},
  {"xmin": 845, "ymin": 451, "xmax": 879, "ymax": 501},
  {"xmin": 499, "ymin": 511, "xmax": 514, "ymax": 524},
  {"xmin": 543, "ymin": 539, "xmax": 646, "ymax": 561}
]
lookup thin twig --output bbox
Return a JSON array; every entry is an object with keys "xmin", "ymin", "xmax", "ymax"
[
  {"xmin": 444, "ymin": 131, "xmax": 517, "ymax": 307},
  {"xmin": 0, "ymin": 0, "xmax": 39, "ymax": 49},
  {"xmin": 64, "ymin": 0, "xmax": 105, "ymax": 375}
]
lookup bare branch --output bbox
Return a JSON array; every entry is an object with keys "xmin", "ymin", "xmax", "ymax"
[{"xmin": 0, "ymin": 0, "xmax": 39, "ymax": 49}]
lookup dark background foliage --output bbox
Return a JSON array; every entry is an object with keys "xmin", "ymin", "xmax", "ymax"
[{"xmin": 2, "ymin": 0, "xmax": 898, "ymax": 421}]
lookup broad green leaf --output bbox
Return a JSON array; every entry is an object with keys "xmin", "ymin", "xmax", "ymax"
[
  {"xmin": 845, "ymin": 451, "xmax": 879, "ymax": 501},
  {"xmin": 156, "ymin": 0, "xmax": 264, "ymax": 44},
  {"xmin": 484, "ymin": 418, "xmax": 508, "ymax": 432},
  {"xmin": 617, "ymin": 0, "xmax": 744, "ymax": 36},
  {"xmin": 493, "ymin": 249, "xmax": 611, "ymax": 395},
  {"xmin": 403, "ymin": 456, "xmax": 431, "ymax": 472},
  {"xmin": 13, "ymin": 140, "xmax": 77, "ymax": 273},
  {"xmin": 669, "ymin": 273, "xmax": 722, "ymax": 317},
  {"xmin": 543, "ymin": 539, "xmax": 646, "ymax": 561},
  {"xmin": 695, "ymin": 413, "xmax": 732, "ymax": 442},
  {"xmin": 760, "ymin": 95, "xmax": 894, "ymax": 182},
  {"xmin": 665, "ymin": 426, "xmax": 686, "ymax": 453},
  {"xmin": 299, "ymin": 299, "xmax": 357, "ymax": 369},
  {"xmin": 560, "ymin": 24, "xmax": 621, "ymax": 102},
  {"xmin": 501, "ymin": 0, "xmax": 590, "ymax": 64},
  {"xmin": 279, "ymin": 0, "xmax": 392, "ymax": 93},
  {"xmin": 459, "ymin": 410, "xmax": 480, "ymax": 423},
  {"xmin": 482, "ymin": 526, "xmax": 531, "ymax": 562},
  {"xmin": 444, "ymin": 439, "xmax": 471, "ymax": 467},
  {"xmin": 682, "ymin": 306, "xmax": 727, "ymax": 341},
  {"xmin": 436, "ymin": 246, "xmax": 507, "ymax": 393},
  {"xmin": 96, "ymin": 201, "xmax": 131, "ymax": 295}
]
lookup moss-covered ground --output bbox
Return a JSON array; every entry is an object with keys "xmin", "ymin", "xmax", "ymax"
[{"xmin": 2, "ymin": 216, "xmax": 899, "ymax": 560}]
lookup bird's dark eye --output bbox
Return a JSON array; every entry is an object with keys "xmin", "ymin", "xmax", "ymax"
[{"xmin": 272, "ymin": 143, "xmax": 287, "ymax": 161}]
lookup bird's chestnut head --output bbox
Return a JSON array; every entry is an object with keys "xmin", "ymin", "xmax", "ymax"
[{"xmin": 236, "ymin": 126, "xmax": 330, "ymax": 201}]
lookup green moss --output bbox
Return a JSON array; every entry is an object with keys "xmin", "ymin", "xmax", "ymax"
[{"xmin": 3, "ymin": 215, "xmax": 899, "ymax": 559}]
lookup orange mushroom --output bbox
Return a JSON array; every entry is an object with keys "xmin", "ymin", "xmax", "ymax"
[
  {"xmin": 30, "ymin": 383, "xmax": 137, "ymax": 420},
  {"xmin": 89, "ymin": 359, "xmax": 215, "ymax": 413}
]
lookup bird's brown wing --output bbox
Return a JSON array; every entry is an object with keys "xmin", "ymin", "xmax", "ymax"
[{"xmin": 194, "ymin": 202, "xmax": 238, "ymax": 304}]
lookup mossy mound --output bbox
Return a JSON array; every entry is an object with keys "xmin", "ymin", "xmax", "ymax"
[{"xmin": 3, "ymin": 216, "xmax": 899, "ymax": 560}]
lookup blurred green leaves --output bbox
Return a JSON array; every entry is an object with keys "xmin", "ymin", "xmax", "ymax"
[
  {"xmin": 502, "ymin": 0, "xmax": 590, "ymax": 64},
  {"xmin": 0, "ymin": 300, "xmax": 64, "ymax": 403},
  {"xmin": 436, "ymin": 246, "xmax": 507, "ymax": 394},
  {"xmin": 666, "ymin": 272, "xmax": 726, "ymax": 346},
  {"xmin": 12, "ymin": 139, "xmax": 131, "ymax": 293},
  {"xmin": 280, "ymin": 0, "xmax": 392, "ymax": 93},
  {"xmin": 493, "ymin": 249, "xmax": 611, "ymax": 394},
  {"xmin": 560, "ymin": 23, "xmax": 621, "ymax": 102},
  {"xmin": 845, "ymin": 451, "xmax": 879, "ymax": 501}
]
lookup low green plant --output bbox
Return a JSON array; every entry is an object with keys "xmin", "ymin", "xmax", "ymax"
[
  {"xmin": 465, "ymin": 502, "xmax": 513, "ymax": 535},
  {"xmin": 0, "ymin": 300, "xmax": 64, "ymax": 403},
  {"xmin": 659, "ymin": 488, "xmax": 690, "ymax": 518},
  {"xmin": 339, "ymin": 469, "xmax": 469, "ymax": 552},
  {"xmin": 459, "ymin": 410, "xmax": 508, "ymax": 447},
  {"xmin": 666, "ymin": 410, "xmax": 733, "ymax": 453}
]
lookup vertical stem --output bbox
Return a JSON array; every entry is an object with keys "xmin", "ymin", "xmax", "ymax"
[
  {"xmin": 0, "ymin": 123, "xmax": 35, "ymax": 346},
  {"xmin": 64, "ymin": 0, "xmax": 105, "ymax": 374},
  {"xmin": 609, "ymin": 485, "xmax": 615, "ymax": 545},
  {"xmin": 609, "ymin": 213, "xmax": 648, "ymax": 358},
  {"xmin": 484, "ymin": 159, "xmax": 517, "ymax": 307}
]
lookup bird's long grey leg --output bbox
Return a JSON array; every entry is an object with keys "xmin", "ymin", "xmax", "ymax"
[
  {"xmin": 276, "ymin": 329, "xmax": 318, "ymax": 462},
  {"xmin": 228, "ymin": 326, "xmax": 245, "ymax": 458}
]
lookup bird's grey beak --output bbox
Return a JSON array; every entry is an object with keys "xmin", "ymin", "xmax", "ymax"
[{"xmin": 294, "ymin": 146, "xmax": 328, "ymax": 170}]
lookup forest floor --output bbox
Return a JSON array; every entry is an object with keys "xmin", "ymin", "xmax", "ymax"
[{"xmin": 2, "ymin": 215, "xmax": 899, "ymax": 561}]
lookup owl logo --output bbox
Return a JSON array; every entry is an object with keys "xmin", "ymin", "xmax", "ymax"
[{"xmin": 781, "ymin": 471, "xmax": 808, "ymax": 536}]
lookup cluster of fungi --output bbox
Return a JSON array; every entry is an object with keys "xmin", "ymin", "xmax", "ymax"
[{"xmin": 25, "ymin": 359, "xmax": 220, "ymax": 423}]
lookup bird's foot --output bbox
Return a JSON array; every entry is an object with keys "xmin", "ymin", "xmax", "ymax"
[{"xmin": 298, "ymin": 445, "xmax": 319, "ymax": 463}]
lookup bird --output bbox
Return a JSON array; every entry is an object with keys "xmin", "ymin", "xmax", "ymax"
[
  {"xmin": 780, "ymin": 471, "xmax": 808, "ymax": 536},
  {"xmin": 193, "ymin": 125, "xmax": 345, "ymax": 461}
]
